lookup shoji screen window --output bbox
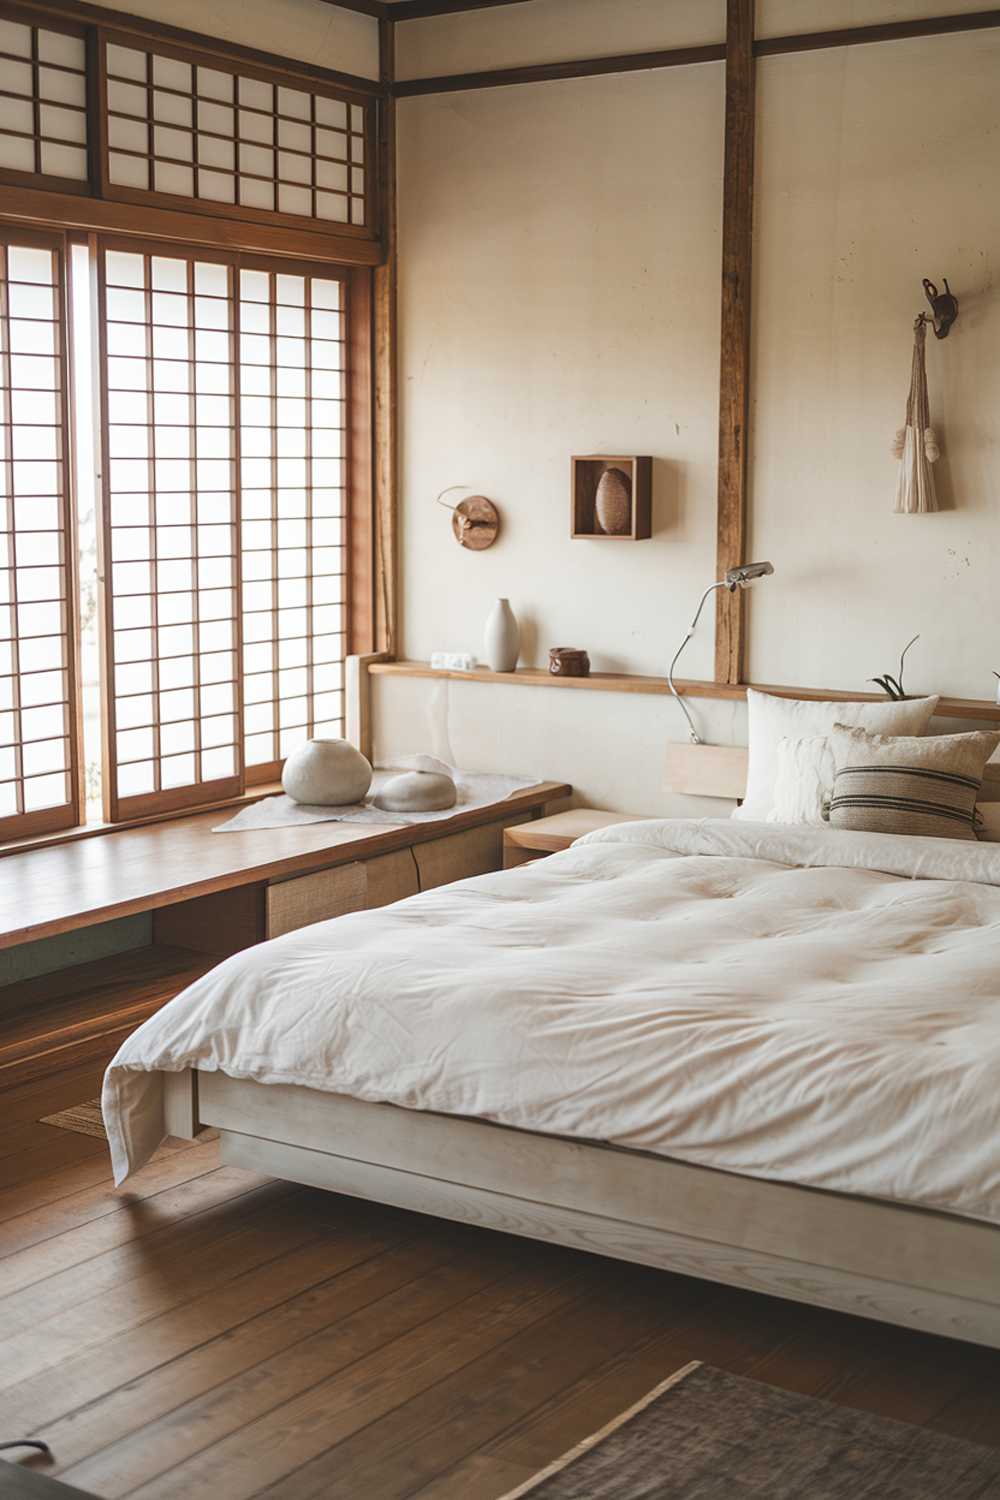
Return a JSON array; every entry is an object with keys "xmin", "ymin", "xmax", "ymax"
[
  {"xmin": 0, "ymin": 12, "xmax": 88, "ymax": 188},
  {"xmin": 239, "ymin": 262, "xmax": 346, "ymax": 781},
  {"xmin": 0, "ymin": 230, "xmax": 80, "ymax": 839},
  {"xmin": 98, "ymin": 242, "xmax": 240, "ymax": 819},
  {"xmin": 104, "ymin": 41, "xmax": 371, "ymax": 231}
]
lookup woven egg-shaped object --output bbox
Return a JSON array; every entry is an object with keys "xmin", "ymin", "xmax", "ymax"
[{"xmin": 594, "ymin": 466, "xmax": 632, "ymax": 535}]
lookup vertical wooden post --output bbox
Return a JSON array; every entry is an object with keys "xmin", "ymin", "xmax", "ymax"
[
  {"xmin": 374, "ymin": 17, "xmax": 398, "ymax": 656},
  {"xmin": 714, "ymin": 0, "xmax": 756, "ymax": 685}
]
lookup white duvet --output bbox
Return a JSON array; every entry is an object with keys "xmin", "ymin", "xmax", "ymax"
[{"xmin": 104, "ymin": 819, "xmax": 1000, "ymax": 1226}]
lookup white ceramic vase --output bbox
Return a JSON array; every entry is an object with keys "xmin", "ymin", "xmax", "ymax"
[
  {"xmin": 484, "ymin": 597, "xmax": 520, "ymax": 673},
  {"xmin": 282, "ymin": 738, "xmax": 373, "ymax": 806}
]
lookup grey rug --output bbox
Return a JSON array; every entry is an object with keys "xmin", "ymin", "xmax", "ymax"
[{"xmin": 501, "ymin": 1361, "xmax": 1000, "ymax": 1498}]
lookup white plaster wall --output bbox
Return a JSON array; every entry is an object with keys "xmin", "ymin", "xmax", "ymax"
[
  {"xmin": 388, "ymin": 8, "xmax": 1000, "ymax": 813},
  {"xmin": 88, "ymin": 0, "xmax": 379, "ymax": 80},
  {"xmin": 750, "ymin": 30, "xmax": 1000, "ymax": 699},
  {"xmin": 397, "ymin": 65, "xmax": 725, "ymax": 681},
  {"xmin": 372, "ymin": 673, "xmax": 745, "ymax": 816},
  {"xmin": 395, "ymin": 0, "xmax": 725, "ymax": 80}
]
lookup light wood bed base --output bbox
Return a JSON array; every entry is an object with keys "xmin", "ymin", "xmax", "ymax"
[{"xmin": 164, "ymin": 1069, "xmax": 1000, "ymax": 1350}]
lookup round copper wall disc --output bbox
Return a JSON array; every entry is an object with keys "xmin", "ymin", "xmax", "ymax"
[{"xmin": 452, "ymin": 496, "xmax": 500, "ymax": 550}]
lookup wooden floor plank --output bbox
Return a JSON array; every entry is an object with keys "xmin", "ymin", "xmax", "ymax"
[
  {"xmin": 36, "ymin": 1227, "xmax": 437, "ymax": 1480},
  {"xmin": 0, "ymin": 1061, "xmax": 106, "ymax": 1133},
  {"xmin": 0, "ymin": 1155, "xmax": 258, "ymax": 1299},
  {"xmin": 931, "ymin": 1375, "xmax": 1000, "ymax": 1447},
  {"xmin": 57, "ymin": 1229, "xmax": 536, "ymax": 1497},
  {"xmin": 118, "ymin": 1256, "xmax": 596, "ymax": 1500},
  {"xmin": 263, "ymin": 1265, "xmax": 702, "ymax": 1500},
  {"xmin": 0, "ymin": 1137, "xmax": 221, "ymax": 1261},
  {"xmin": 0, "ymin": 1128, "xmax": 109, "ymax": 1193},
  {"xmin": 0, "ymin": 1135, "xmax": 195, "ymax": 1226},
  {"xmin": 409, "ymin": 1282, "xmax": 856, "ymax": 1500},
  {"xmin": 0, "ymin": 1114, "xmax": 98, "ymax": 1164},
  {"xmin": 0, "ymin": 1170, "xmax": 281, "ymax": 1339},
  {"xmin": 2, "ymin": 1076, "xmax": 999, "ymax": 1500},
  {"xmin": 0, "ymin": 1181, "xmax": 323, "ymax": 1407},
  {"xmin": 0, "ymin": 1151, "xmax": 123, "ymax": 1224},
  {"xmin": 5, "ymin": 1196, "xmax": 415, "ymax": 1441}
]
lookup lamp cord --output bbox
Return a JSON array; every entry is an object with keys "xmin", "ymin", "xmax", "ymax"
[{"xmin": 668, "ymin": 580, "xmax": 730, "ymax": 745}]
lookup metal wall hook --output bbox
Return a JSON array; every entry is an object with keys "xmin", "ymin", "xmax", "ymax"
[{"xmin": 921, "ymin": 277, "xmax": 958, "ymax": 339}]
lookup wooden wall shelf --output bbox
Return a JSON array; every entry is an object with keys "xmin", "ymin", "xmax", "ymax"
[
  {"xmin": 571, "ymin": 456, "xmax": 651, "ymax": 539},
  {"xmin": 369, "ymin": 661, "xmax": 1000, "ymax": 724}
]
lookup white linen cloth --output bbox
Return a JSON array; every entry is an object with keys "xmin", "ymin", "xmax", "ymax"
[
  {"xmin": 213, "ymin": 757, "xmax": 536, "ymax": 832},
  {"xmin": 103, "ymin": 820, "xmax": 1000, "ymax": 1226}
]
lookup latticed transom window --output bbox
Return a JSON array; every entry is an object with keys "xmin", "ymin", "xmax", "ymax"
[
  {"xmin": 104, "ymin": 41, "xmax": 371, "ymax": 229},
  {"xmin": 0, "ymin": 13, "xmax": 88, "ymax": 187}
]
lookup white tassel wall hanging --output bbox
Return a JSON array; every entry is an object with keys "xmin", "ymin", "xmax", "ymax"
[
  {"xmin": 893, "ymin": 316, "xmax": 939, "ymax": 514},
  {"xmin": 892, "ymin": 277, "xmax": 958, "ymax": 515}
]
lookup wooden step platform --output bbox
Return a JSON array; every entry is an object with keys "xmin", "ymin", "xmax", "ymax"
[{"xmin": 0, "ymin": 946, "xmax": 215, "ymax": 1092}]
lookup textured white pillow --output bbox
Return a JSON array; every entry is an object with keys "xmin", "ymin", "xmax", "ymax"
[
  {"xmin": 734, "ymin": 690, "xmax": 940, "ymax": 823},
  {"xmin": 767, "ymin": 736, "xmax": 832, "ymax": 825}
]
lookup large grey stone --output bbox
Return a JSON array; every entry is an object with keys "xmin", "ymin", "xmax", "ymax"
[
  {"xmin": 282, "ymin": 738, "xmax": 373, "ymax": 806},
  {"xmin": 374, "ymin": 770, "xmax": 457, "ymax": 812}
]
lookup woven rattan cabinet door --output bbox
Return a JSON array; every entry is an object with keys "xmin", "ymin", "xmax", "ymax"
[{"xmin": 266, "ymin": 861, "xmax": 366, "ymax": 937}]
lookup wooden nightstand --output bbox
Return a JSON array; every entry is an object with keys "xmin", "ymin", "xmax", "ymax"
[{"xmin": 502, "ymin": 808, "xmax": 649, "ymax": 868}]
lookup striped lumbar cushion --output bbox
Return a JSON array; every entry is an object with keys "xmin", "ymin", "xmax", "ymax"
[{"xmin": 829, "ymin": 726, "xmax": 1000, "ymax": 841}]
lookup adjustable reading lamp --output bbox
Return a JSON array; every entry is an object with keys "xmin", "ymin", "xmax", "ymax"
[{"xmin": 668, "ymin": 562, "xmax": 775, "ymax": 745}]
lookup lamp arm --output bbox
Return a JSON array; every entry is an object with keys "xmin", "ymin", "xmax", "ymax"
[{"xmin": 667, "ymin": 580, "xmax": 729, "ymax": 745}]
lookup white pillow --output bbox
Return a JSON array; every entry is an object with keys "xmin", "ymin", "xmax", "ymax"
[
  {"xmin": 734, "ymin": 689, "xmax": 940, "ymax": 823},
  {"xmin": 767, "ymin": 736, "xmax": 832, "ymax": 825}
]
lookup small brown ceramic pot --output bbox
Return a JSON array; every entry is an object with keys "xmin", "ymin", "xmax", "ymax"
[{"xmin": 549, "ymin": 647, "xmax": 591, "ymax": 677}]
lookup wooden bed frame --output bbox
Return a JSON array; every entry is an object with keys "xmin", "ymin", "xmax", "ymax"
[
  {"xmin": 164, "ymin": 1068, "xmax": 1000, "ymax": 1350},
  {"xmin": 155, "ymin": 730, "xmax": 1000, "ymax": 1353}
]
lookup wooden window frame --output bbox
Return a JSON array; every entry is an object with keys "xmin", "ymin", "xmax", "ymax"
[
  {"xmin": 93, "ymin": 231, "xmax": 373, "ymax": 823},
  {"xmin": 0, "ymin": 1, "xmax": 385, "ymax": 847},
  {"xmin": 0, "ymin": 0, "xmax": 384, "ymax": 246},
  {"xmin": 0, "ymin": 222, "xmax": 83, "ymax": 840},
  {"xmin": 95, "ymin": 233, "xmax": 243, "ymax": 823},
  {"xmin": 236, "ymin": 251, "xmax": 354, "ymax": 788},
  {"xmin": 0, "ymin": 2, "xmax": 91, "ymax": 197},
  {"xmin": 98, "ymin": 29, "xmax": 379, "ymax": 242}
]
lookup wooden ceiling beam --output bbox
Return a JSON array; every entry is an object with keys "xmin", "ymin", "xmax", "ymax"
[
  {"xmin": 317, "ymin": 0, "xmax": 390, "ymax": 19},
  {"xmin": 755, "ymin": 7, "xmax": 1000, "ymax": 56},
  {"xmin": 22, "ymin": 0, "xmax": 385, "ymax": 93},
  {"xmin": 390, "ymin": 0, "xmax": 537, "ymax": 20},
  {"xmin": 317, "ymin": 0, "xmax": 540, "ymax": 17},
  {"xmin": 394, "ymin": 42, "xmax": 724, "ymax": 96},
  {"xmin": 391, "ymin": 8, "xmax": 1000, "ymax": 97}
]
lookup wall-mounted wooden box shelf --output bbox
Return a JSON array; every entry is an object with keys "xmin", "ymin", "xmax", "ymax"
[{"xmin": 572, "ymin": 455, "xmax": 651, "ymax": 539}]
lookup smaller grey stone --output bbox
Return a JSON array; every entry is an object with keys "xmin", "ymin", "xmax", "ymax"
[{"xmin": 374, "ymin": 771, "xmax": 457, "ymax": 812}]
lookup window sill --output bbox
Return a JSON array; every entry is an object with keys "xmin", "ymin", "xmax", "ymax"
[{"xmin": 0, "ymin": 782, "xmax": 284, "ymax": 862}]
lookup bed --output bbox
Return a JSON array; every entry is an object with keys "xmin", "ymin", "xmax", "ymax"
[{"xmin": 102, "ymin": 818, "xmax": 1000, "ymax": 1349}]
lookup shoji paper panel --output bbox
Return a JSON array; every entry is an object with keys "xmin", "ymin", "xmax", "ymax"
[
  {"xmin": 0, "ymin": 13, "xmax": 88, "ymax": 185},
  {"xmin": 99, "ymin": 242, "xmax": 240, "ymax": 817},
  {"xmin": 238, "ymin": 261, "xmax": 347, "ymax": 778},
  {"xmin": 105, "ymin": 41, "xmax": 369, "ymax": 229},
  {"xmin": 0, "ymin": 233, "xmax": 80, "ymax": 839}
]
